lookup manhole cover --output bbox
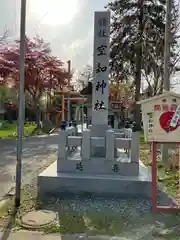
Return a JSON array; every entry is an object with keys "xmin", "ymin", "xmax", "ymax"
[{"xmin": 20, "ymin": 210, "xmax": 57, "ymax": 229}]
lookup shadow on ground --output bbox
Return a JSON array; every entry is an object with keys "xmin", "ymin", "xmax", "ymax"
[{"xmin": 0, "ymin": 207, "xmax": 18, "ymax": 240}]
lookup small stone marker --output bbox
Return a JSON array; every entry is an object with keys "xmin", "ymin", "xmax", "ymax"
[{"xmin": 42, "ymin": 119, "xmax": 53, "ymax": 133}]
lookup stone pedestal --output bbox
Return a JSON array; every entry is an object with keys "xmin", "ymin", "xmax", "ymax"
[
  {"xmin": 90, "ymin": 124, "xmax": 109, "ymax": 157},
  {"xmin": 37, "ymin": 124, "xmax": 152, "ymax": 198},
  {"xmin": 38, "ymin": 161, "xmax": 152, "ymax": 198},
  {"xmin": 37, "ymin": 11, "xmax": 152, "ymax": 200}
]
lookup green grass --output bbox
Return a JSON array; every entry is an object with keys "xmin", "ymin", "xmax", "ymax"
[
  {"xmin": 140, "ymin": 134, "xmax": 179, "ymax": 198},
  {"xmin": 140, "ymin": 133, "xmax": 145, "ymax": 144},
  {"xmin": 139, "ymin": 131, "xmax": 149, "ymax": 149},
  {"xmin": 0, "ymin": 122, "xmax": 36, "ymax": 138},
  {"xmin": 154, "ymin": 161, "xmax": 179, "ymax": 198},
  {"xmin": 42, "ymin": 210, "xmax": 127, "ymax": 235},
  {"xmin": 0, "ymin": 195, "xmax": 128, "ymax": 235},
  {"xmin": 30, "ymin": 127, "xmax": 45, "ymax": 136}
]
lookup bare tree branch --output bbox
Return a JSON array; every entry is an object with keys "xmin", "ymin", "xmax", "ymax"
[{"xmin": 0, "ymin": 29, "xmax": 9, "ymax": 46}]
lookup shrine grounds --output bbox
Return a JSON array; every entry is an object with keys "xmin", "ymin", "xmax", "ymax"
[
  {"xmin": 0, "ymin": 122, "xmax": 36, "ymax": 138},
  {"xmin": 0, "ymin": 133, "xmax": 180, "ymax": 239}
]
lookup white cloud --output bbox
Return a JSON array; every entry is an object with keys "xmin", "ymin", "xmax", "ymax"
[
  {"xmin": 57, "ymin": 26, "xmax": 93, "ymax": 70},
  {"xmin": 0, "ymin": 0, "xmax": 109, "ymax": 71},
  {"xmin": 28, "ymin": 0, "xmax": 80, "ymax": 26}
]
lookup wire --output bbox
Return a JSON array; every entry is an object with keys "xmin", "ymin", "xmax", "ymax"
[{"xmin": 32, "ymin": 11, "xmax": 49, "ymax": 34}]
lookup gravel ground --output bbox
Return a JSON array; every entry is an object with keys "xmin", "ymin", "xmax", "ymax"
[
  {"xmin": 38, "ymin": 194, "xmax": 180, "ymax": 238},
  {"xmin": 15, "ymin": 145, "xmax": 180, "ymax": 238},
  {"xmin": 51, "ymin": 196, "xmax": 152, "ymax": 219},
  {"xmin": 0, "ymin": 170, "xmax": 179, "ymax": 239},
  {"xmin": 1, "ymin": 150, "xmax": 175, "ymax": 239}
]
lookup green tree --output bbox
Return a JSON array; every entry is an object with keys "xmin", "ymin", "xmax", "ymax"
[
  {"xmin": 0, "ymin": 36, "xmax": 69, "ymax": 128},
  {"xmin": 106, "ymin": 0, "xmax": 180, "ymax": 128},
  {"xmin": 109, "ymin": 80, "xmax": 133, "ymax": 102},
  {"xmin": 0, "ymin": 85, "xmax": 17, "ymax": 106}
]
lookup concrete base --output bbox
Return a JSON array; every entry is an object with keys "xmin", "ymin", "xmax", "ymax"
[{"xmin": 37, "ymin": 160, "xmax": 151, "ymax": 198}]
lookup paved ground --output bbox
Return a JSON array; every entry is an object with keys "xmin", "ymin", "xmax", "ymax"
[
  {"xmin": 0, "ymin": 231, "xmax": 142, "ymax": 240},
  {"xmin": 0, "ymin": 134, "xmax": 59, "ymax": 199},
  {"xmin": 0, "ymin": 124, "xmax": 85, "ymax": 199},
  {"xmin": 0, "ymin": 228, "xmax": 180, "ymax": 240},
  {"xmin": 0, "ymin": 231, "xmax": 108, "ymax": 240}
]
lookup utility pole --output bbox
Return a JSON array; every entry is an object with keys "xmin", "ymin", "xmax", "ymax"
[
  {"xmin": 164, "ymin": 0, "xmax": 172, "ymax": 91},
  {"xmin": 67, "ymin": 60, "xmax": 71, "ymax": 123},
  {"xmin": 15, "ymin": 0, "xmax": 26, "ymax": 207},
  {"xmin": 134, "ymin": 0, "xmax": 144, "ymax": 130},
  {"xmin": 161, "ymin": 0, "xmax": 172, "ymax": 164},
  {"xmin": 81, "ymin": 97, "xmax": 84, "ymax": 133}
]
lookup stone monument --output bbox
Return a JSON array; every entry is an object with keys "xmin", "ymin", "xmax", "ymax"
[
  {"xmin": 38, "ymin": 11, "xmax": 152, "ymax": 198},
  {"xmin": 91, "ymin": 11, "xmax": 110, "ymax": 157}
]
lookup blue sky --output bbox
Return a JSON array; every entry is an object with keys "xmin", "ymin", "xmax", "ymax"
[{"xmin": 0, "ymin": 0, "xmax": 109, "ymax": 71}]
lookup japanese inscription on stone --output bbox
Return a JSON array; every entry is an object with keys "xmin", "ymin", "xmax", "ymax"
[
  {"xmin": 92, "ymin": 11, "xmax": 110, "ymax": 124},
  {"xmin": 96, "ymin": 63, "xmax": 107, "ymax": 73},
  {"xmin": 76, "ymin": 162, "xmax": 83, "ymax": 171},
  {"xmin": 96, "ymin": 45, "xmax": 107, "ymax": 56},
  {"xmin": 112, "ymin": 164, "xmax": 119, "ymax": 172},
  {"xmin": 96, "ymin": 80, "xmax": 107, "ymax": 94},
  {"xmin": 94, "ymin": 100, "xmax": 106, "ymax": 110}
]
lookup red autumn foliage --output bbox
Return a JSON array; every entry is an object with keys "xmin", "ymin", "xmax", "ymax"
[{"xmin": 0, "ymin": 36, "xmax": 70, "ymax": 102}]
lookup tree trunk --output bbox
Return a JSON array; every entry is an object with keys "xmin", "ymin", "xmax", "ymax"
[
  {"xmin": 31, "ymin": 93, "xmax": 42, "ymax": 129},
  {"xmin": 35, "ymin": 104, "xmax": 41, "ymax": 128},
  {"xmin": 159, "ymin": 77, "xmax": 164, "ymax": 94},
  {"xmin": 134, "ymin": 0, "xmax": 144, "ymax": 130},
  {"xmin": 7, "ymin": 108, "xmax": 13, "ymax": 124}
]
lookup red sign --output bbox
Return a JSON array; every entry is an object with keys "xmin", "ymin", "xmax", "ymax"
[{"xmin": 159, "ymin": 111, "xmax": 180, "ymax": 133}]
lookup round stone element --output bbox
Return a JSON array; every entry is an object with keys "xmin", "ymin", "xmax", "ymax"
[{"xmin": 20, "ymin": 210, "xmax": 57, "ymax": 229}]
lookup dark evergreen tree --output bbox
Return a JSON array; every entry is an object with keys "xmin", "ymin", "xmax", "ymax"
[
  {"xmin": 106, "ymin": 0, "xmax": 180, "ymax": 91},
  {"xmin": 106, "ymin": 0, "xmax": 180, "ymax": 128}
]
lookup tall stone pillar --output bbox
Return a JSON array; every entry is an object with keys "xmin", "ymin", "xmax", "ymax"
[{"xmin": 91, "ymin": 11, "xmax": 110, "ymax": 157}]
